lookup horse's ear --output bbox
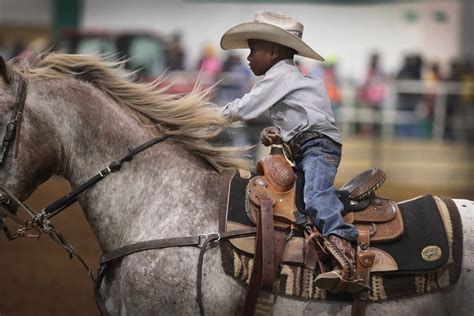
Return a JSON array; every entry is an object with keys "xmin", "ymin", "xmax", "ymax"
[{"xmin": 0, "ymin": 56, "xmax": 11, "ymax": 85}]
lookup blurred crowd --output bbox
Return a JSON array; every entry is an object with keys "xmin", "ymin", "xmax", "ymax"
[
  {"xmin": 0, "ymin": 36, "xmax": 50, "ymax": 62},
  {"xmin": 160, "ymin": 32, "xmax": 473, "ymax": 144},
  {"xmin": 350, "ymin": 52, "xmax": 474, "ymax": 142},
  {"xmin": 2, "ymin": 34, "xmax": 473, "ymax": 146}
]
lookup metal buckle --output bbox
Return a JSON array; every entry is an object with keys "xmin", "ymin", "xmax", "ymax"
[
  {"xmin": 358, "ymin": 242, "xmax": 369, "ymax": 251},
  {"xmin": 99, "ymin": 166, "xmax": 112, "ymax": 177},
  {"xmin": 17, "ymin": 222, "xmax": 41, "ymax": 239},
  {"xmin": 198, "ymin": 232, "xmax": 220, "ymax": 247}
]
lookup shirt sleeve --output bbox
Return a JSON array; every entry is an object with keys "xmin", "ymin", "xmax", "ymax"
[{"xmin": 220, "ymin": 73, "xmax": 289, "ymax": 122}]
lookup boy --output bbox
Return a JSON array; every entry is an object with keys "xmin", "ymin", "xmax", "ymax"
[{"xmin": 219, "ymin": 11, "xmax": 361, "ymax": 291}]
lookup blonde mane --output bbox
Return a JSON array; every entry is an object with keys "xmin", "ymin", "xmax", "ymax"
[{"xmin": 14, "ymin": 52, "xmax": 249, "ymax": 171}]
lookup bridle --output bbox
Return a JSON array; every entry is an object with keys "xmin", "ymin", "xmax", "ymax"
[
  {"xmin": 0, "ymin": 62, "xmax": 30, "ymax": 231},
  {"xmin": 0, "ymin": 69, "xmax": 94, "ymax": 269},
  {"xmin": 0, "ymin": 73, "xmax": 28, "ymax": 166},
  {"xmin": 0, "ymin": 58, "xmax": 256, "ymax": 316}
]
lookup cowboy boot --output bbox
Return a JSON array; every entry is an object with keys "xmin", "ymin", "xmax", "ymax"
[{"xmin": 314, "ymin": 235, "xmax": 365, "ymax": 294}]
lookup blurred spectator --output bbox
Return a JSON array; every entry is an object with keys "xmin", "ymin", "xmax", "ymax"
[
  {"xmin": 309, "ymin": 62, "xmax": 324, "ymax": 79},
  {"xmin": 295, "ymin": 59, "xmax": 309, "ymax": 75},
  {"xmin": 217, "ymin": 53, "xmax": 266, "ymax": 163},
  {"xmin": 11, "ymin": 39, "xmax": 27, "ymax": 59},
  {"xmin": 165, "ymin": 31, "xmax": 185, "ymax": 71},
  {"xmin": 15, "ymin": 37, "xmax": 49, "ymax": 61},
  {"xmin": 395, "ymin": 54, "xmax": 424, "ymax": 137},
  {"xmin": 460, "ymin": 60, "xmax": 474, "ymax": 143},
  {"xmin": 0, "ymin": 36, "xmax": 11, "ymax": 60},
  {"xmin": 217, "ymin": 53, "xmax": 251, "ymax": 102},
  {"xmin": 422, "ymin": 61, "xmax": 442, "ymax": 137},
  {"xmin": 460, "ymin": 60, "xmax": 474, "ymax": 107},
  {"xmin": 445, "ymin": 58, "xmax": 474, "ymax": 142},
  {"xmin": 197, "ymin": 43, "xmax": 222, "ymax": 85},
  {"xmin": 444, "ymin": 59, "xmax": 462, "ymax": 140},
  {"xmin": 357, "ymin": 52, "xmax": 386, "ymax": 135},
  {"xmin": 321, "ymin": 57, "xmax": 342, "ymax": 120}
]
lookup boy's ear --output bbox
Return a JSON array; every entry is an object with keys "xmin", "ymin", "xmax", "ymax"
[{"xmin": 269, "ymin": 43, "xmax": 280, "ymax": 61}]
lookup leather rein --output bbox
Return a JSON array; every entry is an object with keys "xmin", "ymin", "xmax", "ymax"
[{"xmin": 0, "ymin": 70, "xmax": 256, "ymax": 316}]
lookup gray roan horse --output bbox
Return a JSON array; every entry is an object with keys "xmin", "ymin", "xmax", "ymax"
[{"xmin": 0, "ymin": 53, "xmax": 472, "ymax": 316}]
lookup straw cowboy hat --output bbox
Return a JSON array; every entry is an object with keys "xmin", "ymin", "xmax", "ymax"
[{"xmin": 220, "ymin": 11, "xmax": 324, "ymax": 61}]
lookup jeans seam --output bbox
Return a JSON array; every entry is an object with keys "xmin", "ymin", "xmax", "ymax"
[{"xmin": 324, "ymin": 153, "xmax": 339, "ymax": 167}]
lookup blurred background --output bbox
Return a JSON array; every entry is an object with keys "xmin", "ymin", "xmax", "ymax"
[{"xmin": 0, "ymin": 0, "xmax": 473, "ymax": 315}]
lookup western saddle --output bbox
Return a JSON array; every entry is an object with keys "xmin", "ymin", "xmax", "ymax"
[{"xmin": 232, "ymin": 145, "xmax": 403, "ymax": 316}]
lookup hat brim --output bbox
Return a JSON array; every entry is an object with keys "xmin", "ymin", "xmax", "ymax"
[{"xmin": 220, "ymin": 22, "xmax": 324, "ymax": 61}]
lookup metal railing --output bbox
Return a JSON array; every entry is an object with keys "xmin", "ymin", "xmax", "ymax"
[{"xmin": 338, "ymin": 79, "xmax": 473, "ymax": 141}]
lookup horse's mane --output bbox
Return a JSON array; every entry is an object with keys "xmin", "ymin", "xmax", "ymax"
[{"xmin": 13, "ymin": 52, "xmax": 250, "ymax": 172}]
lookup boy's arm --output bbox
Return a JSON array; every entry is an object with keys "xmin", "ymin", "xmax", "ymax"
[{"xmin": 220, "ymin": 74, "xmax": 288, "ymax": 121}]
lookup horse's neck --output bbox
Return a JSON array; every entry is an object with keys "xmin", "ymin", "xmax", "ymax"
[
  {"xmin": 48, "ymin": 80, "xmax": 150, "ymax": 185},
  {"xmin": 39, "ymin": 79, "xmax": 221, "ymax": 251}
]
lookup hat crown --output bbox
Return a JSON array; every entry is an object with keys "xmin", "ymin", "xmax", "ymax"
[{"xmin": 254, "ymin": 12, "xmax": 304, "ymax": 39}]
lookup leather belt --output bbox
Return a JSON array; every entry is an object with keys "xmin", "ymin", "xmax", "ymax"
[{"xmin": 287, "ymin": 131, "xmax": 324, "ymax": 157}]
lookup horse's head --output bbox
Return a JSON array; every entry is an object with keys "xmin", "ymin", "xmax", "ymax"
[{"xmin": 0, "ymin": 56, "xmax": 60, "ymax": 207}]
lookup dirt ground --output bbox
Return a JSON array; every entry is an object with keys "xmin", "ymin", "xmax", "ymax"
[
  {"xmin": 0, "ymin": 176, "xmax": 471, "ymax": 316},
  {"xmin": 0, "ymin": 178, "xmax": 101, "ymax": 316}
]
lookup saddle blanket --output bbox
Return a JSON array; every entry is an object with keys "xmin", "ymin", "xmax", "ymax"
[{"xmin": 218, "ymin": 170, "xmax": 463, "ymax": 302}]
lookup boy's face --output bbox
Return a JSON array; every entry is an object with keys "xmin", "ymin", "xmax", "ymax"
[{"xmin": 247, "ymin": 39, "xmax": 275, "ymax": 76}]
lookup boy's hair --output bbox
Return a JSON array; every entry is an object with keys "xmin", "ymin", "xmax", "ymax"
[
  {"xmin": 255, "ymin": 39, "xmax": 296, "ymax": 60},
  {"xmin": 276, "ymin": 44, "xmax": 296, "ymax": 60}
]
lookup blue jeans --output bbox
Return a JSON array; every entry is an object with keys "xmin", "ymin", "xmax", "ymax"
[{"xmin": 295, "ymin": 137, "xmax": 358, "ymax": 241}]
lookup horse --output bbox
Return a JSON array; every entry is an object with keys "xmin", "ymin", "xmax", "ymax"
[{"xmin": 0, "ymin": 53, "xmax": 472, "ymax": 316}]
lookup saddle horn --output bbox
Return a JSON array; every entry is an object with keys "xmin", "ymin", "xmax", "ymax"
[{"xmin": 0, "ymin": 56, "xmax": 11, "ymax": 85}]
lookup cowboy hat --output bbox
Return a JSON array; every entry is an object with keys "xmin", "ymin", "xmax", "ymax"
[{"xmin": 220, "ymin": 11, "xmax": 324, "ymax": 61}]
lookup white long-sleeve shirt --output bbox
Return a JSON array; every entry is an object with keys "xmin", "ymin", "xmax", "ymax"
[{"xmin": 220, "ymin": 59, "xmax": 341, "ymax": 144}]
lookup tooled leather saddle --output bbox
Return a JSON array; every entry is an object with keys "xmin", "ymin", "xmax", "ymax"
[{"xmin": 220, "ymin": 146, "xmax": 458, "ymax": 316}]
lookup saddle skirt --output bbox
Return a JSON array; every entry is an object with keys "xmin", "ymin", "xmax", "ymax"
[{"xmin": 218, "ymin": 166, "xmax": 463, "ymax": 302}]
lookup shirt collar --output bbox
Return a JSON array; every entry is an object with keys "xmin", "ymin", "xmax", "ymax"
[{"xmin": 266, "ymin": 59, "xmax": 297, "ymax": 76}]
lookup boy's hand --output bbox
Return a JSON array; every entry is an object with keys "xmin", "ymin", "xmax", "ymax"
[{"xmin": 261, "ymin": 126, "xmax": 281, "ymax": 146}]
